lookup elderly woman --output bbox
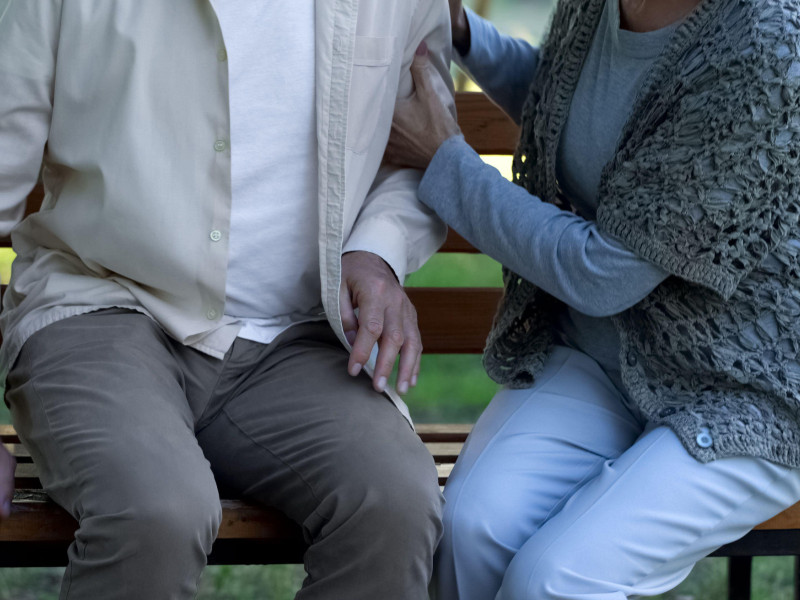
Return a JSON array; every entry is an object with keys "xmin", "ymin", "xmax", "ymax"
[{"xmin": 386, "ymin": 0, "xmax": 800, "ymax": 598}]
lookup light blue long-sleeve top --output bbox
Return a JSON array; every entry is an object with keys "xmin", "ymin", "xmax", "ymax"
[{"xmin": 419, "ymin": 2, "xmax": 675, "ymax": 394}]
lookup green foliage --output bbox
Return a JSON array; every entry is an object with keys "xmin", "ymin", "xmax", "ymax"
[
  {"xmin": 402, "ymin": 354, "xmax": 497, "ymax": 423},
  {"xmin": 406, "ymin": 253, "xmax": 503, "ymax": 288},
  {"xmin": 0, "ymin": 568, "xmax": 63, "ymax": 600},
  {"xmin": 197, "ymin": 565, "xmax": 305, "ymax": 600}
]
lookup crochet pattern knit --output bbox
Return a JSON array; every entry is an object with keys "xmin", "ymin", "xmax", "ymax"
[{"xmin": 483, "ymin": 0, "xmax": 800, "ymax": 465}]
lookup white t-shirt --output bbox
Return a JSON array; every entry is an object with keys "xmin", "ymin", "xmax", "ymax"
[{"xmin": 214, "ymin": 1, "xmax": 323, "ymax": 344}]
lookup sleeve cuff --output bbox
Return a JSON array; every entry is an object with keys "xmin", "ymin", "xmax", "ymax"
[
  {"xmin": 419, "ymin": 135, "xmax": 479, "ymax": 211},
  {"xmin": 342, "ymin": 218, "xmax": 410, "ymax": 283}
]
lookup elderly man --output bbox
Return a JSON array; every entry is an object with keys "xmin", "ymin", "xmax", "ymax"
[{"xmin": 0, "ymin": 1, "xmax": 453, "ymax": 598}]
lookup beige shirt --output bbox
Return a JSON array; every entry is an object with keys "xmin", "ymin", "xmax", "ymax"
[{"xmin": 0, "ymin": 0, "xmax": 452, "ymax": 422}]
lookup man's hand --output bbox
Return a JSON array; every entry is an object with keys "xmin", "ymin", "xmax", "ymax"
[
  {"xmin": 340, "ymin": 251, "xmax": 422, "ymax": 395},
  {"xmin": 0, "ymin": 445, "xmax": 15, "ymax": 519},
  {"xmin": 384, "ymin": 43, "xmax": 462, "ymax": 171}
]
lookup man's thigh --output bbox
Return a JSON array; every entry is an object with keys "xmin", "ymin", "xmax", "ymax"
[
  {"xmin": 195, "ymin": 321, "xmax": 440, "ymax": 529},
  {"xmin": 5, "ymin": 309, "xmax": 218, "ymax": 517}
]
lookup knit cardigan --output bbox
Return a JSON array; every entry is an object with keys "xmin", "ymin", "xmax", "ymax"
[{"xmin": 483, "ymin": 0, "xmax": 800, "ymax": 466}]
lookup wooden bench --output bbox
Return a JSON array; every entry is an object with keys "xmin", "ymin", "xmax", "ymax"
[{"xmin": 0, "ymin": 92, "xmax": 798, "ymax": 600}]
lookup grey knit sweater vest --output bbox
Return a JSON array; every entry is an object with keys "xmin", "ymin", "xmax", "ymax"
[{"xmin": 483, "ymin": 0, "xmax": 800, "ymax": 466}]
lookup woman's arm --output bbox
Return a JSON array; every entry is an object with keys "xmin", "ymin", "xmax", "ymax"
[
  {"xmin": 386, "ymin": 47, "xmax": 668, "ymax": 316},
  {"xmin": 452, "ymin": 5, "xmax": 540, "ymax": 124},
  {"xmin": 420, "ymin": 137, "xmax": 669, "ymax": 316}
]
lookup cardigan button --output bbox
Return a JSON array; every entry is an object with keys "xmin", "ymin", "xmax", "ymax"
[
  {"xmin": 626, "ymin": 351, "xmax": 638, "ymax": 367},
  {"xmin": 658, "ymin": 407, "xmax": 676, "ymax": 418},
  {"xmin": 696, "ymin": 427, "xmax": 713, "ymax": 449}
]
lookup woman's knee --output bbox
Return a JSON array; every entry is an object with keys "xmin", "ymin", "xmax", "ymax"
[
  {"xmin": 497, "ymin": 542, "xmax": 575, "ymax": 600},
  {"xmin": 441, "ymin": 470, "xmax": 539, "ymax": 565}
]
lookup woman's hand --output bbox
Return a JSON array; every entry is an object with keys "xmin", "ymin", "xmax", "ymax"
[
  {"xmin": 450, "ymin": 0, "xmax": 471, "ymax": 55},
  {"xmin": 384, "ymin": 43, "xmax": 462, "ymax": 171}
]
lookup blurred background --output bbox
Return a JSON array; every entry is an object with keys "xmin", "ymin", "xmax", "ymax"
[{"xmin": 0, "ymin": 0, "xmax": 795, "ymax": 597}]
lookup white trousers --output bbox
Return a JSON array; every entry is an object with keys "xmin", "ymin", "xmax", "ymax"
[{"xmin": 433, "ymin": 346, "xmax": 800, "ymax": 600}]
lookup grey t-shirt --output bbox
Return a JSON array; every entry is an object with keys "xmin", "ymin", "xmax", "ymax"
[{"xmin": 554, "ymin": 0, "xmax": 678, "ymax": 395}]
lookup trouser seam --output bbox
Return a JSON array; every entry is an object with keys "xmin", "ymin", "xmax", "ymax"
[
  {"xmin": 20, "ymin": 344, "xmax": 85, "ymax": 599},
  {"xmin": 628, "ymin": 454, "xmax": 800, "ymax": 591},
  {"xmin": 217, "ymin": 407, "xmax": 330, "ymax": 524},
  {"xmin": 447, "ymin": 349, "xmax": 576, "ymax": 597},
  {"xmin": 519, "ymin": 427, "xmax": 674, "ymax": 595}
]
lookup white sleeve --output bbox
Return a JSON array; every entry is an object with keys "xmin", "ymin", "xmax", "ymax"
[
  {"xmin": 0, "ymin": 0, "xmax": 60, "ymax": 237},
  {"xmin": 341, "ymin": 0, "xmax": 452, "ymax": 281}
]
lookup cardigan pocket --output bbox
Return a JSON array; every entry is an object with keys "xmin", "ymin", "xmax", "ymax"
[{"xmin": 346, "ymin": 36, "xmax": 396, "ymax": 154}]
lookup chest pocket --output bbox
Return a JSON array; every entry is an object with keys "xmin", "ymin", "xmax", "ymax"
[{"xmin": 346, "ymin": 36, "xmax": 396, "ymax": 154}]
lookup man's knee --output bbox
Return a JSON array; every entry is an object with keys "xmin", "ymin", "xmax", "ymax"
[
  {"xmin": 84, "ymin": 474, "xmax": 221, "ymax": 560},
  {"xmin": 317, "ymin": 438, "xmax": 443, "ymax": 546}
]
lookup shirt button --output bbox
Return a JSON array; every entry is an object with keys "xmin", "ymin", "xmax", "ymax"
[
  {"xmin": 209, "ymin": 230, "xmax": 222, "ymax": 242},
  {"xmin": 214, "ymin": 140, "xmax": 227, "ymax": 152},
  {"xmin": 206, "ymin": 308, "xmax": 219, "ymax": 320},
  {"xmin": 626, "ymin": 351, "xmax": 638, "ymax": 367},
  {"xmin": 217, "ymin": 48, "xmax": 228, "ymax": 62},
  {"xmin": 696, "ymin": 427, "xmax": 713, "ymax": 448}
]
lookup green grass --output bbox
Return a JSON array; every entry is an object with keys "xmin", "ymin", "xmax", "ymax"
[
  {"xmin": 0, "ymin": 557, "xmax": 795, "ymax": 599},
  {"xmin": 406, "ymin": 252, "xmax": 503, "ymax": 288}
]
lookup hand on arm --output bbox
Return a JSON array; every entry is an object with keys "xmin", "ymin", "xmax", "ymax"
[
  {"xmin": 339, "ymin": 251, "xmax": 422, "ymax": 395},
  {"xmin": 384, "ymin": 43, "xmax": 462, "ymax": 172},
  {"xmin": 414, "ymin": 140, "xmax": 670, "ymax": 316}
]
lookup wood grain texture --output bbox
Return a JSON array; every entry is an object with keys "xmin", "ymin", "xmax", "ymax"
[
  {"xmin": 456, "ymin": 91, "xmax": 519, "ymax": 155},
  {"xmin": 441, "ymin": 229, "xmax": 478, "ymax": 253},
  {"xmin": 407, "ymin": 287, "xmax": 502, "ymax": 354}
]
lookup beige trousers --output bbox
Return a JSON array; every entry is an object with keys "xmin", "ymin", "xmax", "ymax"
[{"xmin": 6, "ymin": 309, "xmax": 443, "ymax": 600}]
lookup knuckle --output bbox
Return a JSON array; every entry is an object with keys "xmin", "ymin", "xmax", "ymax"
[
  {"xmin": 407, "ymin": 337, "xmax": 422, "ymax": 353},
  {"xmin": 370, "ymin": 277, "xmax": 388, "ymax": 293},
  {"xmin": 364, "ymin": 320, "xmax": 383, "ymax": 337},
  {"xmin": 387, "ymin": 328, "xmax": 405, "ymax": 346}
]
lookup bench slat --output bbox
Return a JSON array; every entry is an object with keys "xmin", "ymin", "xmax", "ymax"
[
  {"xmin": 408, "ymin": 287, "xmax": 501, "ymax": 354},
  {"xmin": 441, "ymin": 230, "xmax": 478, "ymax": 253},
  {"xmin": 455, "ymin": 92, "xmax": 519, "ymax": 155},
  {"xmin": 0, "ymin": 287, "xmax": 502, "ymax": 355},
  {"xmin": 0, "ymin": 425, "xmax": 19, "ymax": 444},
  {"xmin": 3, "ymin": 444, "xmax": 31, "ymax": 461},
  {"xmin": 3, "ymin": 492, "xmax": 302, "ymax": 543}
]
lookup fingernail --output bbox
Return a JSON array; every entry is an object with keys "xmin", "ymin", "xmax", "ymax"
[
  {"xmin": 411, "ymin": 375, "xmax": 418, "ymax": 387},
  {"xmin": 398, "ymin": 381, "xmax": 409, "ymax": 395},
  {"xmin": 349, "ymin": 363, "xmax": 362, "ymax": 377},
  {"xmin": 345, "ymin": 330, "xmax": 356, "ymax": 346},
  {"xmin": 416, "ymin": 41, "xmax": 428, "ymax": 56},
  {"xmin": 376, "ymin": 376, "xmax": 387, "ymax": 392}
]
